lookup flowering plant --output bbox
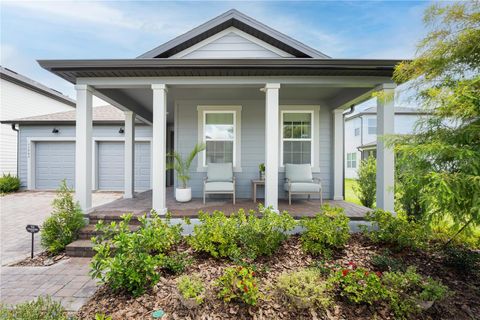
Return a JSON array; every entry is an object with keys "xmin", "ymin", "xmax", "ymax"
[
  {"xmin": 328, "ymin": 266, "xmax": 389, "ymax": 304},
  {"xmin": 215, "ymin": 266, "xmax": 260, "ymax": 305}
]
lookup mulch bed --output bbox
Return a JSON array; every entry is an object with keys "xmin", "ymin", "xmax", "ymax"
[
  {"xmin": 76, "ymin": 234, "xmax": 480, "ymax": 320},
  {"xmin": 10, "ymin": 252, "xmax": 67, "ymax": 267}
]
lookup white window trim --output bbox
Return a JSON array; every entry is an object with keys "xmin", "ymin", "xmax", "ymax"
[
  {"xmin": 279, "ymin": 105, "xmax": 320, "ymax": 172},
  {"xmin": 197, "ymin": 105, "xmax": 242, "ymax": 172},
  {"xmin": 27, "ymin": 137, "xmax": 152, "ymax": 191},
  {"xmin": 347, "ymin": 152, "xmax": 357, "ymax": 169},
  {"xmin": 354, "ymin": 127, "xmax": 360, "ymax": 136}
]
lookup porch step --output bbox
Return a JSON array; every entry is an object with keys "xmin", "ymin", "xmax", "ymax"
[
  {"xmin": 66, "ymin": 240, "xmax": 95, "ymax": 257},
  {"xmin": 78, "ymin": 224, "xmax": 140, "ymax": 240},
  {"xmin": 88, "ymin": 210, "xmax": 145, "ymax": 225}
]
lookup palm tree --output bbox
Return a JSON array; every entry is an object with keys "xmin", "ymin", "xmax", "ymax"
[{"xmin": 167, "ymin": 143, "xmax": 206, "ymax": 189}]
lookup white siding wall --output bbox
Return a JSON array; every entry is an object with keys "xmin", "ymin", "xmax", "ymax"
[
  {"xmin": 344, "ymin": 117, "xmax": 362, "ymax": 179},
  {"xmin": 0, "ymin": 79, "xmax": 74, "ymax": 175},
  {"xmin": 344, "ymin": 113, "xmax": 421, "ymax": 179}
]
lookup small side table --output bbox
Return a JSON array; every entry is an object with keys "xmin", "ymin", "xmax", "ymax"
[{"xmin": 251, "ymin": 179, "xmax": 265, "ymax": 203}]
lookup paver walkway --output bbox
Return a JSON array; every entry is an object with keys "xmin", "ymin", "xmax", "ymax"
[
  {"xmin": 0, "ymin": 258, "xmax": 96, "ymax": 311},
  {"xmin": 1, "ymin": 191, "xmax": 121, "ymax": 266}
]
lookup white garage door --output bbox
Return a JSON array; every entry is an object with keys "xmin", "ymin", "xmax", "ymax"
[
  {"xmin": 35, "ymin": 141, "xmax": 75, "ymax": 189},
  {"xmin": 97, "ymin": 141, "xmax": 151, "ymax": 191}
]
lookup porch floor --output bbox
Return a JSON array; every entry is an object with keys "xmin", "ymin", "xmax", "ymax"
[{"xmin": 90, "ymin": 188, "xmax": 371, "ymax": 220}]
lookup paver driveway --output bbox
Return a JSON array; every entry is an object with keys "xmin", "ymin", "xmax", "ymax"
[
  {"xmin": 1, "ymin": 191, "xmax": 121, "ymax": 265},
  {"xmin": 0, "ymin": 191, "xmax": 121, "ymax": 311}
]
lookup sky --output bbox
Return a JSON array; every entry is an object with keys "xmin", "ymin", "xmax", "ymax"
[{"xmin": 0, "ymin": 0, "xmax": 434, "ymax": 101}]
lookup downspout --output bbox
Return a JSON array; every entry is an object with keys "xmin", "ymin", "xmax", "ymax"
[
  {"xmin": 11, "ymin": 123, "xmax": 19, "ymax": 177},
  {"xmin": 342, "ymin": 105, "xmax": 356, "ymax": 200}
]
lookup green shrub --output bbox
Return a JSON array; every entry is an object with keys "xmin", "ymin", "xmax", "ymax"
[
  {"xmin": 329, "ymin": 267, "xmax": 389, "ymax": 304},
  {"xmin": 276, "ymin": 269, "xmax": 331, "ymax": 309},
  {"xmin": 161, "ymin": 252, "xmax": 192, "ymax": 275},
  {"xmin": 216, "ymin": 266, "xmax": 260, "ymax": 305},
  {"xmin": 0, "ymin": 173, "xmax": 21, "ymax": 194},
  {"xmin": 382, "ymin": 267, "xmax": 449, "ymax": 319},
  {"xmin": 442, "ymin": 245, "xmax": 480, "ymax": 273},
  {"xmin": 300, "ymin": 205, "xmax": 350, "ymax": 257},
  {"xmin": 353, "ymin": 156, "xmax": 376, "ymax": 208},
  {"xmin": 361, "ymin": 210, "xmax": 429, "ymax": 250},
  {"xmin": 0, "ymin": 296, "xmax": 68, "ymax": 320},
  {"xmin": 95, "ymin": 314, "xmax": 112, "ymax": 320},
  {"xmin": 371, "ymin": 250, "xmax": 406, "ymax": 272},
  {"xmin": 187, "ymin": 207, "xmax": 295, "ymax": 261},
  {"xmin": 41, "ymin": 180, "xmax": 85, "ymax": 254},
  {"xmin": 90, "ymin": 211, "xmax": 182, "ymax": 296},
  {"xmin": 177, "ymin": 275, "xmax": 205, "ymax": 305}
]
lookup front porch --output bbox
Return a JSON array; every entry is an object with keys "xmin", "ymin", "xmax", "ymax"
[{"xmin": 89, "ymin": 188, "xmax": 371, "ymax": 220}]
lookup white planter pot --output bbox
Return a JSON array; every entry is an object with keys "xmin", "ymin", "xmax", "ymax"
[{"xmin": 175, "ymin": 187, "xmax": 192, "ymax": 202}]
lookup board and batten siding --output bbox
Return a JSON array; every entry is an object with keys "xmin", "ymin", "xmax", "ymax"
[
  {"xmin": 0, "ymin": 79, "xmax": 74, "ymax": 175},
  {"xmin": 17, "ymin": 125, "xmax": 152, "ymax": 189},
  {"xmin": 174, "ymin": 100, "xmax": 332, "ymax": 200}
]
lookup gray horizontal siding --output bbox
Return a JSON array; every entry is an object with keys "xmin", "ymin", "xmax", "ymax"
[
  {"xmin": 175, "ymin": 99, "xmax": 332, "ymax": 200},
  {"xmin": 17, "ymin": 125, "xmax": 152, "ymax": 189}
]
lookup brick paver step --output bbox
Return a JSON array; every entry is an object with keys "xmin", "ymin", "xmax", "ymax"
[{"xmin": 66, "ymin": 240, "xmax": 95, "ymax": 258}]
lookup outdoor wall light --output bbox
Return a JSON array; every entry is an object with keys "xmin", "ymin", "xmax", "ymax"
[
  {"xmin": 52, "ymin": 128, "xmax": 59, "ymax": 134},
  {"xmin": 119, "ymin": 127, "xmax": 124, "ymax": 134}
]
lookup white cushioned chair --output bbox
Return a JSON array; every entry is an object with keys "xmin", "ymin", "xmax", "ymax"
[
  {"xmin": 203, "ymin": 163, "xmax": 236, "ymax": 204},
  {"xmin": 284, "ymin": 163, "xmax": 322, "ymax": 205}
]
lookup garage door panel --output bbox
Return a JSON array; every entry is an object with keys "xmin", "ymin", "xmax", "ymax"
[
  {"xmin": 97, "ymin": 141, "xmax": 151, "ymax": 191},
  {"xmin": 35, "ymin": 142, "xmax": 75, "ymax": 189}
]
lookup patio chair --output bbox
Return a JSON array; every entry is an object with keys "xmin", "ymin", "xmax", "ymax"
[
  {"xmin": 284, "ymin": 163, "xmax": 322, "ymax": 205},
  {"xmin": 203, "ymin": 163, "xmax": 236, "ymax": 204}
]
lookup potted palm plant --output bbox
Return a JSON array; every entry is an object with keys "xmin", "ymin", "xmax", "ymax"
[{"xmin": 167, "ymin": 143, "xmax": 206, "ymax": 202}]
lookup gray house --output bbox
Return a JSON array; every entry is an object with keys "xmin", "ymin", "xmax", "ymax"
[{"xmin": 31, "ymin": 9, "xmax": 399, "ymax": 214}]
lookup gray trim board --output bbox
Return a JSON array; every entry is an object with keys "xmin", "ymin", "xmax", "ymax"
[
  {"xmin": 37, "ymin": 58, "xmax": 402, "ymax": 84},
  {"xmin": 137, "ymin": 9, "xmax": 329, "ymax": 59}
]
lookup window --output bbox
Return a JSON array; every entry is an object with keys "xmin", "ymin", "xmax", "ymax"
[
  {"xmin": 347, "ymin": 153, "xmax": 357, "ymax": 168},
  {"xmin": 281, "ymin": 111, "xmax": 313, "ymax": 165},
  {"xmin": 368, "ymin": 118, "xmax": 377, "ymax": 134},
  {"xmin": 354, "ymin": 127, "xmax": 360, "ymax": 136},
  {"xmin": 204, "ymin": 112, "xmax": 235, "ymax": 165}
]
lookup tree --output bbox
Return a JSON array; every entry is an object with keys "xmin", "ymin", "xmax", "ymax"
[
  {"xmin": 354, "ymin": 156, "xmax": 377, "ymax": 208},
  {"xmin": 392, "ymin": 1, "xmax": 480, "ymax": 231}
]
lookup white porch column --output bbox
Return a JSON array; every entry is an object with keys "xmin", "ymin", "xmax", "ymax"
[
  {"xmin": 74, "ymin": 84, "xmax": 93, "ymax": 211},
  {"xmin": 376, "ymin": 84, "xmax": 396, "ymax": 212},
  {"xmin": 333, "ymin": 108, "xmax": 344, "ymax": 200},
  {"xmin": 151, "ymin": 84, "xmax": 167, "ymax": 214},
  {"xmin": 263, "ymin": 83, "xmax": 280, "ymax": 211},
  {"xmin": 124, "ymin": 111, "xmax": 135, "ymax": 199}
]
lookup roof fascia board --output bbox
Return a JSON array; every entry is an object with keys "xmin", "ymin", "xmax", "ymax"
[{"xmin": 170, "ymin": 26, "xmax": 294, "ymax": 58}]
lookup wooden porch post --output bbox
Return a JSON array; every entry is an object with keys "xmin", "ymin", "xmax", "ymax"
[
  {"xmin": 263, "ymin": 83, "xmax": 280, "ymax": 211},
  {"xmin": 152, "ymin": 84, "xmax": 168, "ymax": 215}
]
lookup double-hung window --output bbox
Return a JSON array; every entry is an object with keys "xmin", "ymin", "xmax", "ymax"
[
  {"xmin": 347, "ymin": 152, "xmax": 357, "ymax": 168},
  {"xmin": 204, "ymin": 111, "xmax": 235, "ymax": 165},
  {"xmin": 354, "ymin": 127, "xmax": 360, "ymax": 136},
  {"xmin": 281, "ymin": 111, "xmax": 313, "ymax": 165},
  {"xmin": 367, "ymin": 118, "xmax": 377, "ymax": 134}
]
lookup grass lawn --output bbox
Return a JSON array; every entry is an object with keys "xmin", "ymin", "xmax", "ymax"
[{"xmin": 344, "ymin": 178, "xmax": 362, "ymax": 205}]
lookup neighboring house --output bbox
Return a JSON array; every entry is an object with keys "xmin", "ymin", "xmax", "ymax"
[
  {"xmin": 35, "ymin": 9, "xmax": 401, "ymax": 213},
  {"xmin": 344, "ymin": 106, "xmax": 426, "ymax": 179},
  {"xmin": 0, "ymin": 105, "xmax": 163, "ymax": 191},
  {"xmin": 0, "ymin": 66, "xmax": 75, "ymax": 175}
]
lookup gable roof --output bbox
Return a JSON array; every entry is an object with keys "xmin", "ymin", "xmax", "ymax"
[
  {"xmin": 0, "ymin": 66, "xmax": 75, "ymax": 107},
  {"xmin": 138, "ymin": 9, "xmax": 329, "ymax": 59},
  {"xmin": 0, "ymin": 105, "xmax": 146, "ymax": 125}
]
